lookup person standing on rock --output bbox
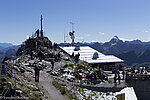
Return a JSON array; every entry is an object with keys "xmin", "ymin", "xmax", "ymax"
[
  {"xmin": 30, "ymin": 51, "xmax": 34, "ymax": 60},
  {"xmin": 79, "ymin": 74, "xmax": 82, "ymax": 85},
  {"xmin": 114, "ymin": 73, "xmax": 117, "ymax": 83},
  {"xmin": 122, "ymin": 70, "xmax": 125, "ymax": 80},
  {"xmin": 75, "ymin": 53, "xmax": 80, "ymax": 63},
  {"xmin": 38, "ymin": 51, "xmax": 42, "ymax": 61},
  {"xmin": 51, "ymin": 59, "xmax": 54, "ymax": 71},
  {"xmin": 34, "ymin": 66, "xmax": 41, "ymax": 82},
  {"xmin": 118, "ymin": 74, "xmax": 121, "ymax": 84}
]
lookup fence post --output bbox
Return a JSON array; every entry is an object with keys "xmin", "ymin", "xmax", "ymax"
[{"xmin": 0, "ymin": 64, "xmax": 1, "ymax": 84}]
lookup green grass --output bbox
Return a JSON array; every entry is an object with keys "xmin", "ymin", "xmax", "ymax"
[
  {"xmin": 126, "ymin": 82, "xmax": 129, "ymax": 86},
  {"xmin": 52, "ymin": 81, "xmax": 75, "ymax": 100},
  {"xmin": 30, "ymin": 92, "xmax": 42, "ymax": 100},
  {"xmin": 17, "ymin": 81, "xmax": 24, "ymax": 87},
  {"xmin": 35, "ymin": 83, "xmax": 40, "ymax": 91},
  {"xmin": 21, "ymin": 89, "xmax": 30, "ymax": 96},
  {"xmin": 52, "ymin": 81, "xmax": 66, "ymax": 95}
]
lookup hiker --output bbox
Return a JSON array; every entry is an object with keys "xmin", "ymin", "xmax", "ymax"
[
  {"xmin": 5, "ymin": 82, "xmax": 15, "ymax": 97},
  {"xmin": 2, "ymin": 64, "xmax": 12, "ymax": 78},
  {"xmin": 34, "ymin": 66, "xmax": 42, "ymax": 82},
  {"xmin": 30, "ymin": 51, "xmax": 34, "ymax": 60},
  {"xmin": 79, "ymin": 74, "xmax": 82, "ymax": 85},
  {"xmin": 75, "ymin": 54, "xmax": 78, "ymax": 63},
  {"xmin": 57, "ymin": 52, "xmax": 61, "ymax": 58},
  {"xmin": 114, "ymin": 73, "xmax": 117, "ymax": 83},
  {"xmin": 7, "ymin": 59, "xmax": 10, "ymax": 65},
  {"xmin": 54, "ymin": 54, "xmax": 59, "ymax": 62},
  {"xmin": 86, "ymin": 73, "xmax": 90, "ymax": 84},
  {"xmin": 54, "ymin": 42, "xmax": 57, "ymax": 50},
  {"xmin": 75, "ymin": 53, "xmax": 80, "ymax": 63},
  {"xmin": 38, "ymin": 51, "xmax": 42, "ymax": 61},
  {"xmin": 122, "ymin": 70, "xmax": 125, "ymax": 80},
  {"xmin": 141, "ymin": 67, "xmax": 144, "ymax": 74},
  {"xmin": 117, "ymin": 70, "xmax": 120, "ymax": 76},
  {"xmin": 118, "ymin": 74, "xmax": 121, "ymax": 84},
  {"xmin": 93, "ymin": 74, "xmax": 97, "ymax": 85},
  {"xmin": 91, "ymin": 73, "xmax": 95, "ymax": 84},
  {"xmin": 71, "ymin": 52, "xmax": 74, "ymax": 57},
  {"xmin": 78, "ymin": 52, "xmax": 80, "ymax": 57},
  {"xmin": 51, "ymin": 59, "xmax": 54, "ymax": 70},
  {"xmin": 2, "ymin": 56, "xmax": 9, "ymax": 63}
]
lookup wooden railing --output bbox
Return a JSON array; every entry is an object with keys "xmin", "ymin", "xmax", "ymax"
[{"xmin": 126, "ymin": 73, "xmax": 150, "ymax": 80}]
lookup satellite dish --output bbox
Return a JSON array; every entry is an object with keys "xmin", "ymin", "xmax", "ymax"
[
  {"xmin": 92, "ymin": 52, "xmax": 99, "ymax": 59},
  {"xmin": 74, "ymin": 46, "xmax": 80, "ymax": 51},
  {"xmin": 69, "ymin": 22, "xmax": 75, "ymax": 46}
]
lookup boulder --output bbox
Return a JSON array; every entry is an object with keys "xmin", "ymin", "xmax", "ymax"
[{"xmin": 13, "ymin": 66, "xmax": 20, "ymax": 72}]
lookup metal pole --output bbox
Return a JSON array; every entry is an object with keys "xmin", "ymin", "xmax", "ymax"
[
  {"xmin": 14, "ymin": 72, "xmax": 16, "ymax": 97},
  {"xmin": 12, "ymin": 57, "xmax": 16, "ymax": 97},
  {"xmin": 0, "ymin": 64, "xmax": 1, "ymax": 84},
  {"xmin": 36, "ymin": 41, "xmax": 37, "ymax": 53},
  {"xmin": 70, "ymin": 22, "xmax": 75, "ymax": 31}
]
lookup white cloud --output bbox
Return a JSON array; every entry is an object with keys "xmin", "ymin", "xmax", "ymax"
[
  {"xmin": 147, "ymin": 38, "xmax": 150, "ymax": 41},
  {"xmin": 144, "ymin": 30, "xmax": 149, "ymax": 33},
  {"xmin": 85, "ymin": 34, "xmax": 91, "ymax": 37},
  {"xmin": 26, "ymin": 35, "xmax": 29, "ymax": 39},
  {"xmin": 76, "ymin": 36, "xmax": 84, "ymax": 42},
  {"xmin": 99, "ymin": 32, "xmax": 106, "ymax": 35},
  {"xmin": 119, "ymin": 38, "xmax": 133, "ymax": 42},
  {"xmin": 91, "ymin": 40, "xmax": 98, "ymax": 42},
  {"xmin": 143, "ymin": 38, "xmax": 150, "ymax": 42},
  {"xmin": 76, "ymin": 36, "xmax": 84, "ymax": 39}
]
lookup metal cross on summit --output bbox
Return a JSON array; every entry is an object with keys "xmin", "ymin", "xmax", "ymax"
[{"xmin": 40, "ymin": 15, "xmax": 43, "ymax": 37}]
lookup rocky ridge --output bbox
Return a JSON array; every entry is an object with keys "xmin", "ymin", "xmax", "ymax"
[{"xmin": 1, "ymin": 34, "xmax": 79, "ymax": 100}]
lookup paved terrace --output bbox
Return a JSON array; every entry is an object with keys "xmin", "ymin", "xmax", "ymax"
[{"xmin": 52, "ymin": 75, "xmax": 126, "ymax": 92}]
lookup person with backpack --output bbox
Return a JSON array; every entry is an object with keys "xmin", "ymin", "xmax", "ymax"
[
  {"xmin": 51, "ymin": 59, "xmax": 54, "ymax": 70},
  {"xmin": 34, "ymin": 65, "xmax": 42, "ymax": 82}
]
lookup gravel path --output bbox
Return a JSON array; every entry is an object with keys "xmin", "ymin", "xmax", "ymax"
[
  {"xmin": 39, "ymin": 67, "xmax": 67, "ymax": 100},
  {"xmin": 23, "ymin": 58, "xmax": 74, "ymax": 100},
  {"xmin": 24, "ymin": 63, "xmax": 67, "ymax": 100}
]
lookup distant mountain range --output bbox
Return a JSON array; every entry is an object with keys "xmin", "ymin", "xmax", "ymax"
[
  {"xmin": 0, "ymin": 43, "xmax": 13, "ymax": 48},
  {"xmin": 0, "ymin": 43, "xmax": 20, "ymax": 62},
  {"xmin": 117, "ymin": 50, "xmax": 150, "ymax": 67},
  {"xmin": 59, "ymin": 36, "xmax": 150, "ymax": 55},
  {"xmin": 59, "ymin": 36, "xmax": 150, "ymax": 66},
  {"xmin": 1, "ymin": 37, "xmax": 150, "ymax": 66},
  {"xmin": 125, "ymin": 39, "xmax": 150, "ymax": 45}
]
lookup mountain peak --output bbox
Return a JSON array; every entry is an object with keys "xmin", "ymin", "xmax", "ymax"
[
  {"xmin": 110, "ymin": 36, "xmax": 122, "ymax": 44},
  {"xmin": 112, "ymin": 36, "xmax": 120, "ymax": 41},
  {"xmin": 0, "ymin": 43, "xmax": 13, "ymax": 48}
]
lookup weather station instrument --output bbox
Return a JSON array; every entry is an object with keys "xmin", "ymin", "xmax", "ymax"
[{"xmin": 69, "ymin": 22, "xmax": 75, "ymax": 46}]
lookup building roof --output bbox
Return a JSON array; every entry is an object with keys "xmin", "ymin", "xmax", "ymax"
[
  {"xmin": 115, "ymin": 87, "xmax": 138, "ymax": 100},
  {"xmin": 61, "ymin": 46, "xmax": 124, "ymax": 64}
]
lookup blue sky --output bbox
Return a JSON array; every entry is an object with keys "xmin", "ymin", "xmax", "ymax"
[{"xmin": 1, "ymin": 0, "xmax": 150, "ymax": 45}]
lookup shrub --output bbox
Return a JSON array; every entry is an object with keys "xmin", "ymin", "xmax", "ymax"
[
  {"xmin": 60, "ymin": 87, "xmax": 66, "ymax": 95},
  {"xmin": 106, "ymin": 92, "xmax": 110, "ymax": 96},
  {"xmin": 52, "ymin": 81, "xmax": 66, "ymax": 94},
  {"xmin": 99, "ymin": 92, "xmax": 102, "ymax": 95}
]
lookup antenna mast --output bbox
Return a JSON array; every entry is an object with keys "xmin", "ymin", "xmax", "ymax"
[{"xmin": 70, "ymin": 22, "xmax": 75, "ymax": 31}]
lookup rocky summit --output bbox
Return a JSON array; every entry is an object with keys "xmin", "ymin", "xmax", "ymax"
[{"xmin": 0, "ymin": 34, "xmax": 77, "ymax": 99}]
